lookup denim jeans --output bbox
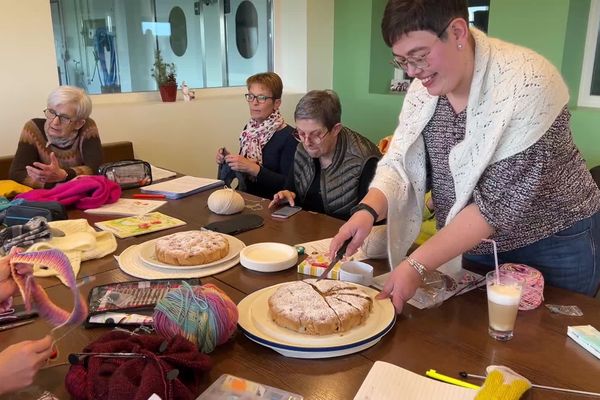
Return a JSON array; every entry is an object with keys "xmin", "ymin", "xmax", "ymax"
[{"xmin": 464, "ymin": 211, "xmax": 600, "ymax": 296}]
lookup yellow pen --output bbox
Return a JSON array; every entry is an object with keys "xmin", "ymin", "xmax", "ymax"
[{"xmin": 425, "ymin": 369, "xmax": 481, "ymax": 390}]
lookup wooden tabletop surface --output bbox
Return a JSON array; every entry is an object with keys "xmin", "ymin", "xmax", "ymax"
[{"xmin": 1, "ymin": 189, "xmax": 599, "ymax": 400}]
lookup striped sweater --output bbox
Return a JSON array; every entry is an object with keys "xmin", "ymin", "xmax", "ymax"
[{"xmin": 9, "ymin": 118, "xmax": 103, "ymax": 188}]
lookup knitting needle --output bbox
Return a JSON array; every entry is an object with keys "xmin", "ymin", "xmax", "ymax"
[
  {"xmin": 68, "ymin": 352, "xmax": 146, "ymax": 364},
  {"xmin": 459, "ymin": 372, "xmax": 600, "ymax": 397}
]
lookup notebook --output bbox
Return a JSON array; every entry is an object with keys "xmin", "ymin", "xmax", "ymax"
[
  {"xmin": 84, "ymin": 198, "xmax": 166, "ymax": 216},
  {"xmin": 568, "ymin": 325, "xmax": 600, "ymax": 360},
  {"xmin": 354, "ymin": 361, "xmax": 475, "ymax": 400},
  {"xmin": 141, "ymin": 176, "xmax": 223, "ymax": 199},
  {"xmin": 94, "ymin": 212, "xmax": 186, "ymax": 238}
]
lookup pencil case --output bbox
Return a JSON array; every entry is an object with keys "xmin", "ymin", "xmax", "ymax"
[
  {"xmin": 85, "ymin": 278, "xmax": 201, "ymax": 328},
  {"xmin": 98, "ymin": 160, "xmax": 152, "ymax": 189},
  {"xmin": 1, "ymin": 201, "xmax": 67, "ymax": 226}
]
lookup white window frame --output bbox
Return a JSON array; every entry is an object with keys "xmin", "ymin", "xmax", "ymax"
[{"xmin": 578, "ymin": 0, "xmax": 600, "ymax": 107}]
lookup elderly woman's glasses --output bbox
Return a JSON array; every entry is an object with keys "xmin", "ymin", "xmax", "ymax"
[
  {"xmin": 244, "ymin": 93, "xmax": 274, "ymax": 103},
  {"xmin": 44, "ymin": 108, "xmax": 74, "ymax": 125},
  {"xmin": 390, "ymin": 19, "xmax": 453, "ymax": 71},
  {"xmin": 293, "ymin": 128, "xmax": 329, "ymax": 144}
]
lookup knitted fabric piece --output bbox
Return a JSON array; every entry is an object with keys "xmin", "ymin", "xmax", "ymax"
[
  {"xmin": 370, "ymin": 28, "xmax": 569, "ymax": 267},
  {"xmin": 9, "ymin": 248, "xmax": 87, "ymax": 327},
  {"xmin": 16, "ymin": 175, "xmax": 121, "ymax": 209},
  {"xmin": 475, "ymin": 368, "xmax": 531, "ymax": 400},
  {"xmin": 65, "ymin": 331, "xmax": 211, "ymax": 400}
]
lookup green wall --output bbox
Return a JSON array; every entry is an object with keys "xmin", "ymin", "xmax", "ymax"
[{"xmin": 333, "ymin": 0, "xmax": 600, "ymax": 167}]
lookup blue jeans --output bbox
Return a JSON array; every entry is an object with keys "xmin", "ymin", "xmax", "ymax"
[{"xmin": 463, "ymin": 211, "xmax": 600, "ymax": 297}]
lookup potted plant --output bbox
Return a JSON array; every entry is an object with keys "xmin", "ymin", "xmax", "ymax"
[{"xmin": 151, "ymin": 49, "xmax": 177, "ymax": 102}]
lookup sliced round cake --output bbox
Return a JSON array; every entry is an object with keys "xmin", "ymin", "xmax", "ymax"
[
  {"xmin": 155, "ymin": 230, "xmax": 229, "ymax": 266},
  {"xmin": 268, "ymin": 279, "xmax": 373, "ymax": 335}
]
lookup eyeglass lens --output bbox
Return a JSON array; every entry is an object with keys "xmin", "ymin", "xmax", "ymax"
[{"xmin": 44, "ymin": 109, "xmax": 71, "ymax": 124}]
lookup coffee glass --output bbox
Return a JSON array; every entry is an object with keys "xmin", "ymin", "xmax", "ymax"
[{"xmin": 486, "ymin": 270, "xmax": 524, "ymax": 341}]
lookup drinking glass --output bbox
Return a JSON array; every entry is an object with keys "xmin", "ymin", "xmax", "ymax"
[{"xmin": 486, "ymin": 270, "xmax": 524, "ymax": 341}]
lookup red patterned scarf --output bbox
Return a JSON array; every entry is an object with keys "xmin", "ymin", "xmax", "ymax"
[{"xmin": 239, "ymin": 110, "xmax": 284, "ymax": 165}]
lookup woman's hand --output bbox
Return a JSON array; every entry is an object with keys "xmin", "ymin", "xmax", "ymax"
[
  {"xmin": 0, "ymin": 248, "xmax": 31, "ymax": 303},
  {"xmin": 329, "ymin": 211, "xmax": 375, "ymax": 259},
  {"xmin": 215, "ymin": 147, "xmax": 228, "ymax": 164},
  {"xmin": 269, "ymin": 190, "xmax": 296, "ymax": 209},
  {"xmin": 27, "ymin": 153, "xmax": 67, "ymax": 184},
  {"xmin": 225, "ymin": 154, "xmax": 260, "ymax": 177},
  {"xmin": 375, "ymin": 260, "xmax": 422, "ymax": 313},
  {"xmin": 0, "ymin": 336, "xmax": 53, "ymax": 395}
]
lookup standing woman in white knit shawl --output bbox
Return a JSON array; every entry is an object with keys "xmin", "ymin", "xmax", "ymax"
[
  {"xmin": 215, "ymin": 72, "xmax": 297, "ymax": 200},
  {"xmin": 331, "ymin": 0, "xmax": 600, "ymax": 313}
]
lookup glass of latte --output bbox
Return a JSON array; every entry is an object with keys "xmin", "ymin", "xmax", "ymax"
[{"xmin": 486, "ymin": 270, "xmax": 524, "ymax": 341}]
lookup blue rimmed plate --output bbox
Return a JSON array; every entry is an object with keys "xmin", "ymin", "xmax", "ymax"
[{"xmin": 237, "ymin": 282, "xmax": 396, "ymax": 358}]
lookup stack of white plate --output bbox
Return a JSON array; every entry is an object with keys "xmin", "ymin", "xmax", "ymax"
[{"xmin": 239, "ymin": 242, "xmax": 298, "ymax": 272}]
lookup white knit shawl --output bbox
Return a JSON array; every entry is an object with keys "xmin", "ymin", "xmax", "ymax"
[{"xmin": 370, "ymin": 29, "xmax": 569, "ymax": 268}]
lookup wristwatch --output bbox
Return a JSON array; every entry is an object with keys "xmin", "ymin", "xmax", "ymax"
[{"xmin": 351, "ymin": 203, "xmax": 378, "ymax": 222}]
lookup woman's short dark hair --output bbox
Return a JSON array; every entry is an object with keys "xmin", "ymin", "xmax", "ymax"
[
  {"xmin": 294, "ymin": 90, "xmax": 341, "ymax": 131},
  {"xmin": 381, "ymin": 0, "xmax": 469, "ymax": 47},
  {"xmin": 246, "ymin": 72, "xmax": 283, "ymax": 99}
]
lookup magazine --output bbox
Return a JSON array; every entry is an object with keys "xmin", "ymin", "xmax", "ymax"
[
  {"xmin": 94, "ymin": 212, "xmax": 186, "ymax": 238},
  {"xmin": 85, "ymin": 198, "xmax": 166, "ymax": 216}
]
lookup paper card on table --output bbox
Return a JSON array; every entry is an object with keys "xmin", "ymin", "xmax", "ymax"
[
  {"xmin": 84, "ymin": 198, "xmax": 166, "ymax": 216},
  {"xmin": 354, "ymin": 361, "xmax": 475, "ymax": 400},
  {"xmin": 94, "ymin": 212, "xmax": 186, "ymax": 238},
  {"xmin": 295, "ymin": 238, "xmax": 368, "ymax": 261},
  {"xmin": 141, "ymin": 176, "xmax": 223, "ymax": 199},
  {"xmin": 150, "ymin": 165, "xmax": 177, "ymax": 182}
]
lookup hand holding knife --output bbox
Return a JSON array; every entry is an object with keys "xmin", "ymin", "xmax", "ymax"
[{"xmin": 317, "ymin": 237, "xmax": 352, "ymax": 281}]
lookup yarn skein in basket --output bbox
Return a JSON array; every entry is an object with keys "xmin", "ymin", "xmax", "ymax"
[
  {"xmin": 153, "ymin": 282, "xmax": 238, "ymax": 353},
  {"xmin": 207, "ymin": 187, "xmax": 245, "ymax": 215}
]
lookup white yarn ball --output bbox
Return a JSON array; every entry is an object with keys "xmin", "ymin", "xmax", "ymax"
[
  {"xmin": 208, "ymin": 188, "xmax": 245, "ymax": 215},
  {"xmin": 360, "ymin": 225, "xmax": 387, "ymax": 259}
]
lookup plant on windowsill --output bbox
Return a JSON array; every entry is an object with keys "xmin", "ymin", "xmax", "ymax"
[{"xmin": 151, "ymin": 49, "xmax": 177, "ymax": 102}]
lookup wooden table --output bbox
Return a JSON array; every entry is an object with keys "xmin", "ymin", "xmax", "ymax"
[{"xmin": 1, "ymin": 190, "xmax": 599, "ymax": 399}]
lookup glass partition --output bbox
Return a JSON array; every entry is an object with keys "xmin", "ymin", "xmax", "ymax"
[{"xmin": 49, "ymin": 0, "xmax": 273, "ymax": 94}]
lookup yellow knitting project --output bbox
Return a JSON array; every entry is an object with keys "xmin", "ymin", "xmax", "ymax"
[
  {"xmin": 0, "ymin": 180, "xmax": 32, "ymax": 198},
  {"xmin": 475, "ymin": 370, "xmax": 531, "ymax": 400}
]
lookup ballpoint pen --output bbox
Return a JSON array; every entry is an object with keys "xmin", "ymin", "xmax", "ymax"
[
  {"xmin": 133, "ymin": 194, "xmax": 166, "ymax": 199},
  {"xmin": 426, "ymin": 369, "xmax": 480, "ymax": 390}
]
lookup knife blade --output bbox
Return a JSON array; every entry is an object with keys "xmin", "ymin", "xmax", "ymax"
[{"xmin": 317, "ymin": 237, "xmax": 353, "ymax": 281}]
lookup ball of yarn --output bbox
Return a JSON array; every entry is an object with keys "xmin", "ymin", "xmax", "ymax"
[
  {"xmin": 153, "ymin": 283, "xmax": 238, "ymax": 353},
  {"xmin": 208, "ymin": 188, "xmax": 245, "ymax": 215},
  {"xmin": 498, "ymin": 263, "xmax": 544, "ymax": 310}
]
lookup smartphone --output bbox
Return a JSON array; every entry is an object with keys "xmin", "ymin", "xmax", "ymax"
[{"xmin": 271, "ymin": 205, "xmax": 302, "ymax": 219}]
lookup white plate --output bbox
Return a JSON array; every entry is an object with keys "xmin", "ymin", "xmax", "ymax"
[
  {"xmin": 237, "ymin": 282, "xmax": 396, "ymax": 358},
  {"xmin": 117, "ymin": 236, "xmax": 245, "ymax": 279},
  {"xmin": 138, "ymin": 233, "xmax": 243, "ymax": 269},
  {"xmin": 239, "ymin": 242, "xmax": 298, "ymax": 272}
]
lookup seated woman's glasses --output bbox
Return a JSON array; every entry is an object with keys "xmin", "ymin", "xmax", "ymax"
[
  {"xmin": 293, "ymin": 129, "xmax": 329, "ymax": 144},
  {"xmin": 43, "ymin": 108, "xmax": 74, "ymax": 125},
  {"xmin": 244, "ymin": 93, "xmax": 274, "ymax": 103}
]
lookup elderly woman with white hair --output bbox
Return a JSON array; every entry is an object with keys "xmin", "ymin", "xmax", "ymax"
[{"xmin": 9, "ymin": 85, "xmax": 103, "ymax": 188}]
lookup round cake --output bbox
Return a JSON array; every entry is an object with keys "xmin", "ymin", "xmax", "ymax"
[
  {"xmin": 155, "ymin": 230, "xmax": 229, "ymax": 266},
  {"xmin": 268, "ymin": 279, "xmax": 373, "ymax": 335}
]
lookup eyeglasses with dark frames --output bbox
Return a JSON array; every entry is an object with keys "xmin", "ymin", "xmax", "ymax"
[
  {"xmin": 390, "ymin": 19, "xmax": 453, "ymax": 71},
  {"xmin": 244, "ymin": 93, "xmax": 275, "ymax": 103},
  {"xmin": 292, "ymin": 128, "xmax": 330, "ymax": 144},
  {"xmin": 43, "ymin": 108, "xmax": 75, "ymax": 125}
]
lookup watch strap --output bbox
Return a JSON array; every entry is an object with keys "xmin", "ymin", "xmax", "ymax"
[{"xmin": 351, "ymin": 203, "xmax": 378, "ymax": 222}]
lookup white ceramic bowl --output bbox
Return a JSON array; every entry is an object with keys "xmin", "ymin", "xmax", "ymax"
[{"xmin": 240, "ymin": 242, "xmax": 298, "ymax": 272}]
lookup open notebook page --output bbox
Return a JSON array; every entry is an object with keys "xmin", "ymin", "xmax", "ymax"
[{"xmin": 354, "ymin": 361, "xmax": 476, "ymax": 400}]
